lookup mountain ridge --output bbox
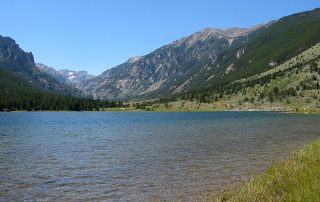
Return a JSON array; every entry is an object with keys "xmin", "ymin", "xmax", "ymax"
[
  {"xmin": 82, "ymin": 25, "xmax": 264, "ymax": 100},
  {"xmin": 1, "ymin": 8, "xmax": 320, "ymax": 103},
  {"xmin": 81, "ymin": 7, "xmax": 320, "ymax": 100}
]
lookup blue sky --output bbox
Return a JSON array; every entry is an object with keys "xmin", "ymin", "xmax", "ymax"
[{"xmin": 1, "ymin": 0, "xmax": 319, "ymax": 75}]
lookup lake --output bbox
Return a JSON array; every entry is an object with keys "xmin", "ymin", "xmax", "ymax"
[{"xmin": 0, "ymin": 112, "xmax": 320, "ymax": 201}]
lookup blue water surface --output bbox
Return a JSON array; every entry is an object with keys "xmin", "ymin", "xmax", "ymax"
[{"xmin": 0, "ymin": 112, "xmax": 319, "ymax": 201}]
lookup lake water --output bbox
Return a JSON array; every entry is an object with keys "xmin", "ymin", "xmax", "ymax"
[{"xmin": 0, "ymin": 112, "xmax": 320, "ymax": 201}]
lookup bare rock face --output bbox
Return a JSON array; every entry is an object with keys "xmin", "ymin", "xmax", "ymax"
[
  {"xmin": 82, "ymin": 27, "xmax": 255, "ymax": 100},
  {"xmin": 0, "ymin": 36, "xmax": 35, "ymax": 72}
]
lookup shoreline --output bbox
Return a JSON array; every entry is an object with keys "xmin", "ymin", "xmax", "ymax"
[{"xmin": 1, "ymin": 109, "xmax": 320, "ymax": 114}]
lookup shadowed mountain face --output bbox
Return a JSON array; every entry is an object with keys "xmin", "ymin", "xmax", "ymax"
[
  {"xmin": 0, "ymin": 36, "xmax": 35, "ymax": 72},
  {"xmin": 0, "ymin": 35, "xmax": 81, "ymax": 96},
  {"xmin": 81, "ymin": 8, "xmax": 320, "ymax": 100},
  {"xmin": 82, "ymin": 27, "xmax": 257, "ymax": 100}
]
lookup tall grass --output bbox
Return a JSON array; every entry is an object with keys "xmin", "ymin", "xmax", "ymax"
[{"xmin": 211, "ymin": 140, "xmax": 320, "ymax": 202}]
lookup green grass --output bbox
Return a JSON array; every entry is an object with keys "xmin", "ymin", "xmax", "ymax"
[
  {"xmin": 234, "ymin": 42, "xmax": 320, "ymax": 84},
  {"xmin": 211, "ymin": 140, "xmax": 320, "ymax": 202}
]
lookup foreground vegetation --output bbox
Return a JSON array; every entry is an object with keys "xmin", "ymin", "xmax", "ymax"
[{"xmin": 211, "ymin": 140, "xmax": 320, "ymax": 202}]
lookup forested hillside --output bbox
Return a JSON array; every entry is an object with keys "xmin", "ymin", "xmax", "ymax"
[{"xmin": 0, "ymin": 65, "xmax": 123, "ymax": 111}]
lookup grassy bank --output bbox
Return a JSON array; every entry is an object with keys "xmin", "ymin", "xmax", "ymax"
[
  {"xmin": 101, "ymin": 100, "xmax": 320, "ymax": 113},
  {"xmin": 211, "ymin": 140, "xmax": 320, "ymax": 202}
]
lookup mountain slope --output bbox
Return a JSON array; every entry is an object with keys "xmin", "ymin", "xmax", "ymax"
[
  {"xmin": 0, "ymin": 67, "xmax": 123, "ymax": 111},
  {"xmin": 82, "ymin": 28, "xmax": 257, "ymax": 100},
  {"xmin": 83, "ymin": 8, "xmax": 320, "ymax": 100},
  {"xmin": 0, "ymin": 43, "xmax": 121, "ymax": 111},
  {"xmin": 0, "ymin": 35, "xmax": 80, "ymax": 96},
  {"xmin": 198, "ymin": 8, "xmax": 320, "ymax": 88},
  {"xmin": 134, "ymin": 42, "xmax": 320, "ymax": 112}
]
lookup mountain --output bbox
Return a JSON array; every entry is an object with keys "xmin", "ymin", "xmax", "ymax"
[
  {"xmin": 82, "ymin": 8, "xmax": 320, "ymax": 100},
  {"xmin": 196, "ymin": 8, "xmax": 320, "ymax": 88},
  {"xmin": 36, "ymin": 63, "xmax": 95, "ymax": 89},
  {"xmin": 0, "ymin": 66, "xmax": 123, "ymax": 111},
  {"xmin": 130, "ymin": 40, "xmax": 320, "ymax": 112},
  {"xmin": 0, "ymin": 35, "xmax": 80, "ymax": 96},
  {"xmin": 35, "ymin": 63, "xmax": 67, "ymax": 83},
  {"xmin": 2, "ymin": 8, "xmax": 319, "ymax": 103},
  {"xmin": 0, "ymin": 37, "xmax": 121, "ymax": 111},
  {"xmin": 82, "ymin": 27, "xmax": 259, "ymax": 100}
]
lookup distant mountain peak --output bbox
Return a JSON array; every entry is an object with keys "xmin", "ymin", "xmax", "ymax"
[
  {"xmin": 172, "ymin": 26, "xmax": 258, "ymax": 48},
  {"xmin": 35, "ymin": 63, "xmax": 95, "ymax": 90}
]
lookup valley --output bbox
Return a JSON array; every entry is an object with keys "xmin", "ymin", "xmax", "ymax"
[
  {"xmin": 1, "ymin": 9, "xmax": 320, "ymax": 112},
  {"xmin": 1, "ymin": 3, "xmax": 320, "ymax": 202}
]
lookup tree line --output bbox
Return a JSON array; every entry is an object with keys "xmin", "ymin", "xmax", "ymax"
[{"xmin": 0, "ymin": 87, "xmax": 124, "ymax": 111}]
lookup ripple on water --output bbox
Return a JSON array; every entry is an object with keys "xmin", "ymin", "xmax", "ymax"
[{"xmin": 0, "ymin": 112, "xmax": 320, "ymax": 201}]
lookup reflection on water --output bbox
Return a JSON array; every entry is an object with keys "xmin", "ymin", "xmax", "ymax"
[{"xmin": 0, "ymin": 112, "xmax": 319, "ymax": 201}]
